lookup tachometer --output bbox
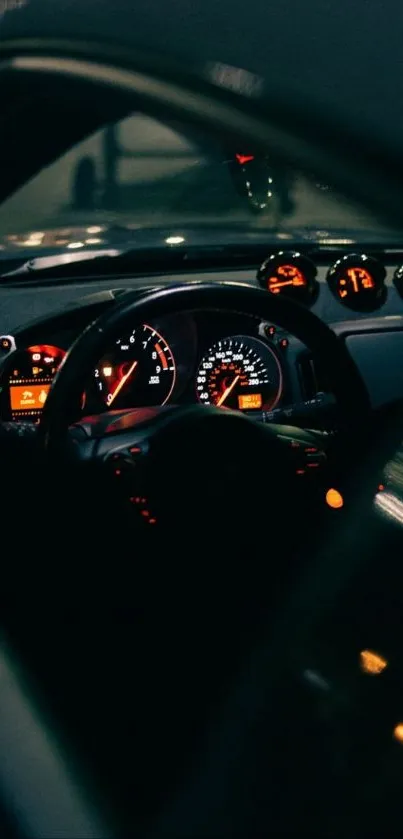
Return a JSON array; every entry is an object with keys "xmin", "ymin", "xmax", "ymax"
[
  {"xmin": 93, "ymin": 323, "xmax": 176, "ymax": 409},
  {"xmin": 195, "ymin": 335, "xmax": 282, "ymax": 411}
]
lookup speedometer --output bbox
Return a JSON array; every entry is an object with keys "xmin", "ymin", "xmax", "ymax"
[
  {"xmin": 93, "ymin": 323, "xmax": 176, "ymax": 409},
  {"xmin": 195, "ymin": 335, "xmax": 283, "ymax": 411}
]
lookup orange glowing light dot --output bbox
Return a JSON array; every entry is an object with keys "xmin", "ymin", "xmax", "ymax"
[
  {"xmin": 325, "ymin": 488, "xmax": 344, "ymax": 509},
  {"xmin": 394, "ymin": 723, "xmax": 403, "ymax": 743},
  {"xmin": 360, "ymin": 649, "xmax": 388, "ymax": 675},
  {"xmin": 378, "ymin": 483, "xmax": 385, "ymax": 492}
]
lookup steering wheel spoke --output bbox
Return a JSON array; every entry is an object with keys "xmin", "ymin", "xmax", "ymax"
[{"xmin": 66, "ymin": 403, "xmax": 339, "ymax": 550}]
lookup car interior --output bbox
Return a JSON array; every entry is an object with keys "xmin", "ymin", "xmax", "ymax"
[{"xmin": 1, "ymin": 36, "xmax": 403, "ymax": 839}]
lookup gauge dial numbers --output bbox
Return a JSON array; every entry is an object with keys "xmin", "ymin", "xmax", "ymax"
[
  {"xmin": 258, "ymin": 251, "xmax": 318, "ymax": 306},
  {"xmin": 195, "ymin": 335, "xmax": 283, "ymax": 411},
  {"xmin": 327, "ymin": 254, "xmax": 386, "ymax": 311},
  {"xmin": 92, "ymin": 323, "xmax": 176, "ymax": 410},
  {"xmin": 1, "ymin": 344, "xmax": 66, "ymax": 421}
]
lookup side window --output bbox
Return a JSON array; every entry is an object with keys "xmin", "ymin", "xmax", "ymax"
[{"xmin": 0, "ymin": 113, "xmax": 206, "ymax": 235}]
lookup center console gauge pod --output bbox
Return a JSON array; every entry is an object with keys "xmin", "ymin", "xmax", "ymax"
[
  {"xmin": 327, "ymin": 253, "xmax": 386, "ymax": 311},
  {"xmin": 257, "ymin": 251, "xmax": 319, "ymax": 307}
]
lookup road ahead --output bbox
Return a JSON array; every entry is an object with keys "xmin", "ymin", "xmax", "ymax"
[{"xmin": 0, "ymin": 114, "xmax": 394, "ymax": 239}]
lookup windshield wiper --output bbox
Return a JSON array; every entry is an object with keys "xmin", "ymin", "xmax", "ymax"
[
  {"xmin": 0, "ymin": 242, "xmax": 274, "ymax": 283},
  {"xmin": 0, "ymin": 248, "xmax": 123, "ymax": 276}
]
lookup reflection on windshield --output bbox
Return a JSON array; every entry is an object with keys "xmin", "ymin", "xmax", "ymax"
[{"xmin": 0, "ymin": 113, "xmax": 394, "ymax": 241}]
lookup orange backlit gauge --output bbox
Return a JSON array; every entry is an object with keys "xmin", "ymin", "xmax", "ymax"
[
  {"xmin": 327, "ymin": 254, "xmax": 386, "ymax": 311},
  {"xmin": 1, "ymin": 343, "xmax": 66, "ymax": 421},
  {"xmin": 196, "ymin": 335, "xmax": 283, "ymax": 411},
  {"xmin": 258, "ymin": 251, "xmax": 318, "ymax": 306},
  {"xmin": 269, "ymin": 264, "xmax": 306, "ymax": 293},
  {"xmin": 91, "ymin": 323, "xmax": 176, "ymax": 410}
]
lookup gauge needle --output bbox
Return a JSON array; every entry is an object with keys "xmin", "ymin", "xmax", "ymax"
[
  {"xmin": 270, "ymin": 279, "xmax": 302, "ymax": 289},
  {"xmin": 216, "ymin": 374, "xmax": 240, "ymax": 407},
  {"xmin": 108, "ymin": 360, "xmax": 138, "ymax": 406}
]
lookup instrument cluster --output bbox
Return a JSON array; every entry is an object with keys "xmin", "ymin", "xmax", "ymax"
[
  {"xmin": 4, "ymin": 243, "xmax": 403, "ymax": 427},
  {"xmin": 0, "ymin": 311, "xmax": 289, "ymax": 423}
]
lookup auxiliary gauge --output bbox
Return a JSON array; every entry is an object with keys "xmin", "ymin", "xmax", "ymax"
[
  {"xmin": 327, "ymin": 253, "xmax": 386, "ymax": 311},
  {"xmin": 258, "ymin": 251, "xmax": 318, "ymax": 306}
]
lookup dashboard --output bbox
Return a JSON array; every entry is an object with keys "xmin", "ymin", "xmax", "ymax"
[
  {"xmin": 2, "ymin": 245, "xmax": 403, "ymax": 424},
  {"xmin": 0, "ymin": 308, "xmax": 291, "ymax": 423}
]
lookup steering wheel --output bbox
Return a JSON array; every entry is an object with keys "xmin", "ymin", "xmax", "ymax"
[
  {"xmin": 41, "ymin": 282, "xmax": 368, "ymax": 440},
  {"xmin": 33, "ymin": 282, "xmax": 369, "ymax": 600},
  {"xmin": 23, "ymin": 283, "xmax": 369, "ymax": 829},
  {"xmin": 0, "ymin": 39, "xmax": 402, "ymax": 839},
  {"xmin": 38, "ymin": 281, "xmax": 368, "ymax": 526}
]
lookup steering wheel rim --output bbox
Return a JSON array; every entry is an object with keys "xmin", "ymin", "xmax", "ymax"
[{"xmin": 39, "ymin": 281, "xmax": 370, "ymax": 451}]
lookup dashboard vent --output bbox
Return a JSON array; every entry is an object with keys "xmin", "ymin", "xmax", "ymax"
[{"xmin": 297, "ymin": 352, "xmax": 329, "ymax": 399}]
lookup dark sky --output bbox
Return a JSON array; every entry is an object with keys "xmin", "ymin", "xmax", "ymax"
[{"xmin": 2, "ymin": 0, "xmax": 403, "ymax": 151}]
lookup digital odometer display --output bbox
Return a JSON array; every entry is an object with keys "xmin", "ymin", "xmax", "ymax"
[{"xmin": 195, "ymin": 335, "xmax": 283, "ymax": 411}]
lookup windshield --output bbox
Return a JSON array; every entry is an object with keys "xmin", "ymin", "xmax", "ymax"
[{"xmin": 0, "ymin": 111, "xmax": 396, "ymax": 248}]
